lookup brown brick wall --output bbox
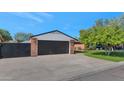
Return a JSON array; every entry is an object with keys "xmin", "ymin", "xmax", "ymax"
[{"xmin": 30, "ymin": 38, "xmax": 38, "ymax": 56}]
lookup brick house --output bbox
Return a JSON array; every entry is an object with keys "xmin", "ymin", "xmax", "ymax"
[{"xmin": 30, "ymin": 30, "xmax": 81, "ymax": 56}]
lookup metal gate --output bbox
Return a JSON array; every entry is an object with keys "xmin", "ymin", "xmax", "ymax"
[
  {"xmin": 0, "ymin": 43, "xmax": 31, "ymax": 58},
  {"xmin": 38, "ymin": 40, "xmax": 69, "ymax": 55}
]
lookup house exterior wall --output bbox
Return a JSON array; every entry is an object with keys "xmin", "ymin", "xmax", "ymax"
[
  {"xmin": 33, "ymin": 31, "xmax": 77, "ymax": 41},
  {"xmin": 30, "ymin": 31, "xmax": 78, "ymax": 56},
  {"xmin": 30, "ymin": 38, "xmax": 75, "ymax": 56}
]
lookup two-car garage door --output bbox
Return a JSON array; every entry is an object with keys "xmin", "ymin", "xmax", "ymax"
[{"xmin": 38, "ymin": 40, "xmax": 69, "ymax": 55}]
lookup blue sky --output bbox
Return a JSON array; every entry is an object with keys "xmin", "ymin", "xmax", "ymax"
[{"xmin": 0, "ymin": 12, "xmax": 123, "ymax": 37}]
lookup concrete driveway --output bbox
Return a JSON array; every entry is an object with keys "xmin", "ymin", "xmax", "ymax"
[{"xmin": 0, "ymin": 54, "xmax": 123, "ymax": 81}]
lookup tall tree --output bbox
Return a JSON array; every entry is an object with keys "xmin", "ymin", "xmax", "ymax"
[
  {"xmin": 95, "ymin": 19, "xmax": 104, "ymax": 27},
  {"xmin": 0, "ymin": 29, "xmax": 12, "ymax": 42},
  {"xmin": 80, "ymin": 30, "xmax": 90, "ymax": 46},
  {"xmin": 80, "ymin": 17, "xmax": 124, "ymax": 55},
  {"xmin": 14, "ymin": 32, "xmax": 33, "ymax": 42}
]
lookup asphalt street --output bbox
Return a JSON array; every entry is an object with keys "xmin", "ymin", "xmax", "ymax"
[{"xmin": 73, "ymin": 65, "xmax": 124, "ymax": 81}]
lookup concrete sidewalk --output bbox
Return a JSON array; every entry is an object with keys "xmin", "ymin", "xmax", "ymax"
[{"xmin": 0, "ymin": 54, "xmax": 124, "ymax": 81}]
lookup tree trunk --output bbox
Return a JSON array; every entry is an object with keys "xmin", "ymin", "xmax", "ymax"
[
  {"xmin": 104, "ymin": 46, "xmax": 113, "ymax": 56},
  {"xmin": 104, "ymin": 46, "xmax": 108, "ymax": 55},
  {"xmin": 107, "ymin": 46, "xmax": 114, "ymax": 56}
]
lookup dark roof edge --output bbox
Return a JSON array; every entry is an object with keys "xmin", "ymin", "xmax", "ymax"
[{"xmin": 31, "ymin": 30, "xmax": 79, "ymax": 41}]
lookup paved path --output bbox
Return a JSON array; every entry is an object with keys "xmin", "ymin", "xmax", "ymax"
[{"xmin": 0, "ymin": 54, "xmax": 123, "ymax": 81}]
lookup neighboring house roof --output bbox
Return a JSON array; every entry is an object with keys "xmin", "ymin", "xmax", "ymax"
[
  {"xmin": 21, "ymin": 40, "xmax": 30, "ymax": 43},
  {"xmin": 2, "ymin": 40, "xmax": 18, "ymax": 43},
  {"xmin": 31, "ymin": 30, "xmax": 79, "ymax": 42}
]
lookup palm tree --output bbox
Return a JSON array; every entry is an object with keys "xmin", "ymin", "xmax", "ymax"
[
  {"xmin": 0, "ymin": 29, "xmax": 12, "ymax": 42},
  {"xmin": 0, "ymin": 34, "xmax": 4, "ymax": 42}
]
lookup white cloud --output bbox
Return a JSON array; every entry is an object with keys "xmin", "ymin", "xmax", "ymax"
[
  {"xmin": 10, "ymin": 12, "xmax": 53, "ymax": 23},
  {"xmin": 36, "ymin": 12, "xmax": 53, "ymax": 18}
]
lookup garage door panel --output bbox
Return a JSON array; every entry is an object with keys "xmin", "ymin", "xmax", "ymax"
[{"xmin": 38, "ymin": 40, "xmax": 69, "ymax": 55}]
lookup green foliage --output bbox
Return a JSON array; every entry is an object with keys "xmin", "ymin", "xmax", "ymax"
[
  {"xmin": 95, "ymin": 19, "xmax": 111, "ymax": 27},
  {"xmin": 90, "ymin": 24, "xmax": 124, "ymax": 47},
  {"xmin": 15, "ymin": 32, "xmax": 33, "ymax": 42},
  {"xmin": 0, "ymin": 29, "xmax": 12, "ymax": 42},
  {"xmin": 84, "ymin": 50, "xmax": 124, "ymax": 62},
  {"xmin": 80, "ymin": 15, "xmax": 124, "ymax": 55},
  {"xmin": 80, "ymin": 30, "xmax": 90, "ymax": 44}
]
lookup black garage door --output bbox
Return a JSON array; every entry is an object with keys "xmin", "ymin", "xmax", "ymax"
[{"xmin": 38, "ymin": 40, "xmax": 69, "ymax": 55}]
